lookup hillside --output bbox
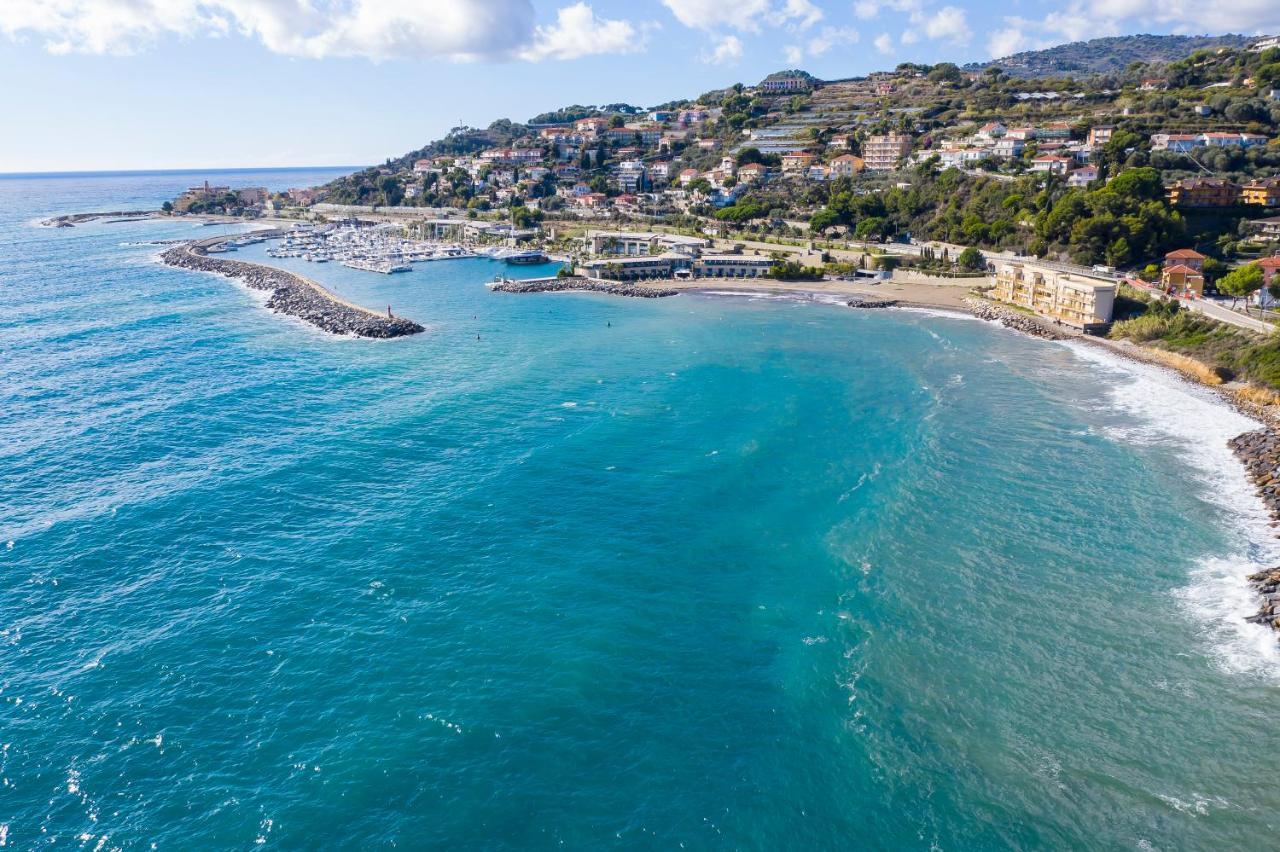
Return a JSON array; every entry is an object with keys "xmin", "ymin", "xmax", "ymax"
[{"xmin": 969, "ymin": 34, "xmax": 1258, "ymax": 78}]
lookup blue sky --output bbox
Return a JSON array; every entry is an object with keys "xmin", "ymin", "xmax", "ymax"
[{"xmin": 1, "ymin": 0, "xmax": 1276, "ymax": 172}]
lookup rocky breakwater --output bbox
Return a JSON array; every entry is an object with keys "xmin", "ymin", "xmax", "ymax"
[
  {"xmin": 845, "ymin": 295, "xmax": 899, "ymax": 309},
  {"xmin": 161, "ymin": 243, "xmax": 423, "ymax": 338},
  {"xmin": 488, "ymin": 276, "xmax": 677, "ymax": 299},
  {"xmin": 1227, "ymin": 429, "xmax": 1280, "ymax": 632},
  {"xmin": 963, "ymin": 297, "xmax": 1067, "ymax": 341}
]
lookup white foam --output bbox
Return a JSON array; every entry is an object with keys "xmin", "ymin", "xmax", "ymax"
[{"xmin": 1064, "ymin": 341, "xmax": 1280, "ymax": 675}]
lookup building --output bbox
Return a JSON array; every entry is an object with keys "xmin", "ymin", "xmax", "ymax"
[
  {"xmin": 1201, "ymin": 131, "xmax": 1270, "ymax": 148},
  {"xmin": 829, "ymin": 154, "xmax": 866, "ymax": 177},
  {"xmin": 976, "ymin": 122, "xmax": 1007, "ymax": 141},
  {"xmin": 1256, "ymin": 216, "xmax": 1280, "ymax": 240},
  {"xmin": 864, "ymin": 132, "xmax": 912, "ymax": 172},
  {"xmin": 1030, "ymin": 155, "xmax": 1072, "ymax": 175},
  {"xmin": 781, "ymin": 152, "xmax": 816, "ymax": 173},
  {"xmin": 1257, "ymin": 254, "xmax": 1280, "ymax": 291},
  {"xmin": 1165, "ymin": 178, "xmax": 1240, "ymax": 208},
  {"xmin": 993, "ymin": 138, "xmax": 1025, "ymax": 158},
  {"xmin": 612, "ymin": 160, "xmax": 646, "ymax": 193},
  {"xmin": 1037, "ymin": 122, "xmax": 1073, "ymax": 140},
  {"xmin": 679, "ymin": 168, "xmax": 701, "ymax": 187},
  {"xmin": 693, "ymin": 255, "xmax": 775, "ymax": 278},
  {"xmin": 991, "ymin": 260, "xmax": 1117, "ymax": 331},
  {"xmin": 1163, "ymin": 248, "xmax": 1207, "ymax": 272},
  {"xmin": 1067, "ymin": 165, "xmax": 1099, "ymax": 187},
  {"xmin": 1242, "ymin": 177, "xmax": 1280, "ymax": 207},
  {"xmin": 1151, "ymin": 133, "xmax": 1201, "ymax": 152},
  {"xmin": 584, "ymin": 230, "xmax": 708, "ymax": 257},
  {"xmin": 760, "ymin": 73, "xmax": 813, "ymax": 93},
  {"xmin": 1161, "ymin": 264, "xmax": 1206, "ymax": 297},
  {"xmin": 1087, "ymin": 126, "xmax": 1114, "ymax": 147},
  {"xmin": 737, "ymin": 162, "xmax": 767, "ymax": 183},
  {"xmin": 413, "ymin": 159, "xmax": 433, "ymax": 174},
  {"xmin": 582, "ymin": 255, "xmax": 685, "ymax": 280}
]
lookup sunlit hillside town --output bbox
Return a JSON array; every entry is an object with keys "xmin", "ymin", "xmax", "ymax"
[{"xmin": 168, "ymin": 39, "xmax": 1280, "ymax": 333}]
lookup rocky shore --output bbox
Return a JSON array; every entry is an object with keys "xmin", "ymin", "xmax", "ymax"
[
  {"xmin": 963, "ymin": 296, "xmax": 1068, "ymax": 340},
  {"xmin": 488, "ymin": 276, "xmax": 677, "ymax": 298},
  {"xmin": 161, "ymin": 243, "xmax": 424, "ymax": 338}
]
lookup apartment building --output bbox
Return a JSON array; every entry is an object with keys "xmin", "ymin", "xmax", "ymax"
[
  {"xmin": 991, "ymin": 260, "xmax": 1117, "ymax": 331},
  {"xmin": 864, "ymin": 133, "xmax": 912, "ymax": 172}
]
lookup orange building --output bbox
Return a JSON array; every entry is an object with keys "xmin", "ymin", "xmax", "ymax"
[{"xmin": 1165, "ymin": 178, "xmax": 1241, "ymax": 208}]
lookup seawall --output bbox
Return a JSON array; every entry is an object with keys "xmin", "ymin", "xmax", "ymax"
[{"xmin": 161, "ymin": 241, "xmax": 424, "ymax": 339}]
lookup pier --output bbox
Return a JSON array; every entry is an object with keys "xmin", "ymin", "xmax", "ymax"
[{"xmin": 162, "ymin": 234, "xmax": 424, "ymax": 338}]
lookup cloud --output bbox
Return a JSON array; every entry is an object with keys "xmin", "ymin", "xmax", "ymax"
[
  {"xmin": 519, "ymin": 2, "xmax": 647, "ymax": 60},
  {"xmin": 850, "ymin": 0, "xmax": 968, "ymax": 45},
  {"xmin": 783, "ymin": 44, "xmax": 804, "ymax": 64},
  {"xmin": 704, "ymin": 33, "xmax": 744, "ymax": 63},
  {"xmin": 874, "ymin": 32, "xmax": 894, "ymax": 53},
  {"xmin": 807, "ymin": 26, "xmax": 859, "ymax": 57},
  {"xmin": 922, "ymin": 5, "xmax": 970, "ymax": 44},
  {"xmin": 0, "ymin": 0, "xmax": 648, "ymax": 62},
  {"xmin": 660, "ymin": 0, "xmax": 822, "ymax": 33}
]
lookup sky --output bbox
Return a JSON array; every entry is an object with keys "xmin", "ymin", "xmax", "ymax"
[{"xmin": 1, "ymin": 0, "xmax": 1278, "ymax": 173}]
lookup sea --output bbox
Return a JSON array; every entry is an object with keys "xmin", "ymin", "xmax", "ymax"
[{"xmin": 3, "ymin": 168, "xmax": 1280, "ymax": 849}]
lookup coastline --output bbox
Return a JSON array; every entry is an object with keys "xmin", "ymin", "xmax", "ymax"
[{"xmin": 160, "ymin": 237, "xmax": 424, "ymax": 339}]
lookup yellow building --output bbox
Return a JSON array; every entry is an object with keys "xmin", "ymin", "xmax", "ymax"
[
  {"xmin": 1242, "ymin": 177, "xmax": 1280, "ymax": 207},
  {"xmin": 992, "ymin": 260, "xmax": 1117, "ymax": 332}
]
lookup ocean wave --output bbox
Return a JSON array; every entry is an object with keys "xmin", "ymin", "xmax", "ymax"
[{"xmin": 1064, "ymin": 341, "xmax": 1280, "ymax": 675}]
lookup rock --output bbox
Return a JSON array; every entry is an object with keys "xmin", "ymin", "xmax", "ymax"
[
  {"xmin": 487, "ymin": 276, "xmax": 677, "ymax": 299},
  {"xmin": 962, "ymin": 297, "xmax": 1068, "ymax": 341},
  {"xmin": 160, "ymin": 242, "xmax": 423, "ymax": 339}
]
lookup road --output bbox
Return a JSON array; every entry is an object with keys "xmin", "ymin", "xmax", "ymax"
[{"xmin": 1187, "ymin": 298, "xmax": 1275, "ymax": 334}]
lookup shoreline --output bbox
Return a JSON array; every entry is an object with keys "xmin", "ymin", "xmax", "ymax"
[{"xmin": 160, "ymin": 237, "xmax": 424, "ymax": 339}]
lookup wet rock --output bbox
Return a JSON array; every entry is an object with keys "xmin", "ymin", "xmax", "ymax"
[
  {"xmin": 963, "ymin": 297, "xmax": 1067, "ymax": 341},
  {"xmin": 161, "ymin": 242, "xmax": 423, "ymax": 338}
]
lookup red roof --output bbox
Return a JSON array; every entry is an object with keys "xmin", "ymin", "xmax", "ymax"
[
  {"xmin": 1258, "ymin": 257, "xmax": 1280, "ymax": 268},
  {"xmin": 1165, "ymin": 249, "xmax": 1207, "ymax": 260},
  {"xmin": 1163, "ymin": 264, "xmax": 1202, "ymax": 275}
]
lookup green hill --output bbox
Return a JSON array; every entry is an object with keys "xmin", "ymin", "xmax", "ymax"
[{"xmin": 969, "ymin": 34, "xmax": 1258, "ymax": 78}]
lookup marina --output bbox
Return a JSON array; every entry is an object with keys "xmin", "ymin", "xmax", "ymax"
[{"xmin": 255, "ymin": 222, "xmax": 478, "ymax": 273}]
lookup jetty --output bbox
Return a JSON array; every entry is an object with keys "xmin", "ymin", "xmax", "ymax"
[
  {"xmin": 487, "ymin": 275, "xmax": 677, "ymax": 299},
  {"xmin": 161, "ymin": 233, "xmax": 423, "ymax": 338}
]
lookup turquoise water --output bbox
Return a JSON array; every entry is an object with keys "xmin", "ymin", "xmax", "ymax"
[{"xmin": 4, "ymin": 171, "xmax": 1280, "ymax": 849}]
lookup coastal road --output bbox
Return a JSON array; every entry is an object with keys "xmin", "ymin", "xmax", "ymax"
[{"xmin": 1189, "ymin": 298, "xmax": 1275, "ymax": 334}]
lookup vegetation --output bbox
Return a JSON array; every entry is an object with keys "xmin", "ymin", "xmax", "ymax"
[
  {"xmin": 1110, "ymin": 289, "xmax": 1280, "ymax": 389},
  {"xmin": 767, "ymin": 260, "xmax": 825, "ymax": 281}
]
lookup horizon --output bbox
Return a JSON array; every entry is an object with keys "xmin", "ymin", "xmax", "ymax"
[{"xmin": 2, "ymin": 0, "xmax": 1277, "ymax": 172}]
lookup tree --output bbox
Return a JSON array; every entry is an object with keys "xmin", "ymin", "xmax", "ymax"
[
  {"xmin": 161, "ymin": 201, "xmax": 173, "ymax": 213},
  {"xmin": 956, "ymin": 246, "xmax": 985, "ymax": 271},
  {"xmin": 1218, "ymin": 263, "xmax": 1264, "ymax": 312}
]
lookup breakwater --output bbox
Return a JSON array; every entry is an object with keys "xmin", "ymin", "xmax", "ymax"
[
  {"xmin": 963, "ymin": 297, "xmax": 1067, "ymax": 340},
  {"xmin": 488, "ymin": 276, "xmax": 677, "ymax": 298},
  {"xmin": 1228, "ymin": 429, "xmax": 1280, "ymax": 631},
  {"xmin": 43, "ymin": 210, "xmax": 157, "ymax": 227},
  {"xmin": 161, "ymin": 241, "xmax": 424, "ymax": 338},
  {"xmin": 845, "ymin": 295, "xmax": 899, "ymax": 309}
]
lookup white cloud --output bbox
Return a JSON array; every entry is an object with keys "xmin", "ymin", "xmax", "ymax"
[
  {"xmin": 922, "ymin": 5, "xmax": 970, "ymax": 43},
  {"xmin": 783, "ymin": 45, "xmax": 804, "ymax": 64},
  {"xmin": 780, "ymin": 0, "xmax": 825, "ymax": 29},
  {"xmin": 874, "ymin": 31, "xmax": 894, "ymax": 53},
  {"xmin": 0, "ymin": 0, "xmax": 648, "ymax": 62},
  {"xmin": 853, "ymin": 1, "xmax": 881, "ymax": 20},
  {"xmin": 900, "ymin": 29, "xmax": 919, "ymax": 45},
  {"xmin": 660, "ymin": 0, "xmax": 822, "ymax": 33},
  {"xmin": 704, "ymin": 33, "xmax": 744, "ymax": 63},
  {"xmin": 986, "ymin": 27, "xmax": 1028, "ymax": 59},
  {"xmin": 519, "ymin": 2, "xmax": 646, "ymax": 60},
  {"xmin": 807, "ymin": 26, "xmax": 859, "ymax": 57},
  {"xmin": 660, "ymin": 0, "xmax": 771, "ymax": 30}
]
